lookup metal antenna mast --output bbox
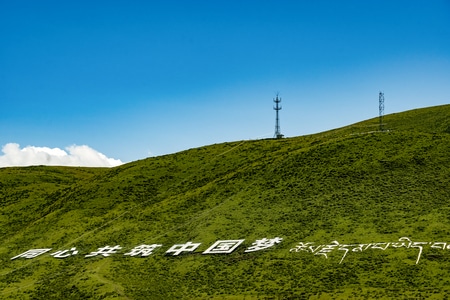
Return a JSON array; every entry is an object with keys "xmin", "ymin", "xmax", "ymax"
[
  {"xmin": 273, "ymin": 93, "xmax": 284, "ymax": 138},
  {"xmin": 379, "ymin": 91, "xmax": 385, "ymax": 131}
]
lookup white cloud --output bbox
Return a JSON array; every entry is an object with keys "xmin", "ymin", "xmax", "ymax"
[{"xmin": 0, "ymin": 143, "xmax": 123, "ymax": 168}]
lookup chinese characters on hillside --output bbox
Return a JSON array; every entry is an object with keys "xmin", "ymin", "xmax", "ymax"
[
  {"xmin": 10, "ymin": 236, "xmax": 449, "ymax": 264},
  {"xmin": 11, "ymin": 237, "xmax": 283, "ymax": 260}
]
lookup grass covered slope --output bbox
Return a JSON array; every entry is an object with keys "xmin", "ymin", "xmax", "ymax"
[{"xmin": 1, "ymin": 104, "xmax": 450, "ymax": 299}]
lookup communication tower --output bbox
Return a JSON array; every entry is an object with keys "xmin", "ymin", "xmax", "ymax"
[
  {"xmin": 379, "ymin": 91, "xmax": 385, "ymax": 131},
  {"xmin": 274, "ymin": 93, "xmax": 284, "ymax": 138}
]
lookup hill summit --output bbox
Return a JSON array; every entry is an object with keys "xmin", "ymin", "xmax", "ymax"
[{"xmin": 1, "ymin": 105, "xmax": 450, "ymax": 299}]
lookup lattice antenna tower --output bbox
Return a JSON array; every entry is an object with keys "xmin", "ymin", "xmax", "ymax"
[
  {"xmin": 379, "ymin": 91, "xmax": 385, "ymax": 131},
  {"xmin": 273, "ymin": 93, "xmax": 284, "ymax": 138}
]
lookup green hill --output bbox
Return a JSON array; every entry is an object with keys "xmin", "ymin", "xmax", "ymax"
[{"xmin": 1, "ymin": 104, "xmax": 450, "ymax": 299}]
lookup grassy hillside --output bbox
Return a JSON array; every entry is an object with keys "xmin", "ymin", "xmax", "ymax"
[{"xmin": 1, "ymin": 104, "xmax": 450, "ymax": 299}]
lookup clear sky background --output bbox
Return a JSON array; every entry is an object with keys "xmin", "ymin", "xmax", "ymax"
[{"xmin": 1, "ymin": 1, "xmax": 449, "ymax": 166}]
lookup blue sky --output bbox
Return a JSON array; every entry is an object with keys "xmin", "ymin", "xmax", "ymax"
[{"xmin": 1, "ymin": 1, "xmax": 449, "ymax": 165}]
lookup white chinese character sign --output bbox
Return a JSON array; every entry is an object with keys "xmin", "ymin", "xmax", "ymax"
[
  {"xmin": 9, "ymin": 236, "xmax": 450, "ymax": 265},
  {"xmin": 245, "ymin": 237, "xmax": 283, "ymax": 253},
  {"xmin": 165, "ymin": 242, "xmax": 201, "ymax": 256},
  {"xmin": 51, "ymin": 247, "xmax": 79, "ymax": 258},
  {"xmin": 11, "ymin": 249, "xmax": 52, "ymax": 260},
  {"xmin": 124, "ymin": 244, "xmax": 162, "ymax": 257},
  {"xmin": 203, "ymin": 240, "xmax": 244, "ymax": 254},
  {"xmin": 85, "ymin": 245, "xmax": 122, "ymax": 258}
]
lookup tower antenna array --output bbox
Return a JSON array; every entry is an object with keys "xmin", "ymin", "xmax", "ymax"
[
  {"xmin": 273, "ymin": 93, "xmax": 284, "ymax": 138},
  {"xmin": 379, "ymin": 91, "xmax": 385, "ymax": 131}
]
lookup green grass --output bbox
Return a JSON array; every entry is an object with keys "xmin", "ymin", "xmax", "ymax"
[{"xmin": 1, "ymin": 104, "xmax": 450, "ymax": 299}]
